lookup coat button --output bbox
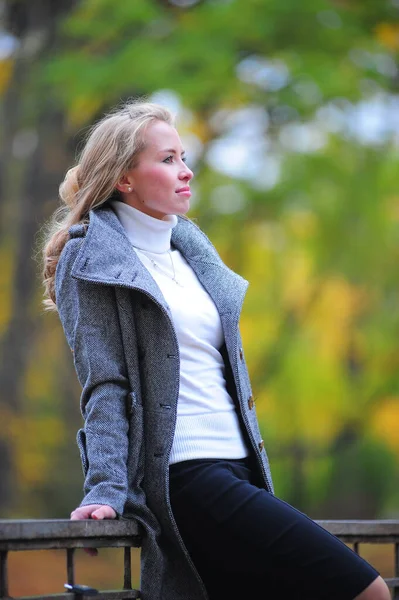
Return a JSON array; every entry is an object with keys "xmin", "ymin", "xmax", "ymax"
[
  {"xmin": 239, "ymin": 348, "xmax": 244, "ymax": 360},
  {"xmin": 258, "ymin": 439, "xmax": 264, "ymax": 452},
  {"xmin": 248, "ymin": 395, "xmax": 254, "ymax": 410}
]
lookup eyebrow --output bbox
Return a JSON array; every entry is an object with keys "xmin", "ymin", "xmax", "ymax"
[{"xmin": 159, "ymin": 148, "xmax": 186, "ymax": 155}]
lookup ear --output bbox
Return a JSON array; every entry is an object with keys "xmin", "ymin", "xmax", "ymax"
[{"xmin": 115, "ymin": 173, "xmax": 134, "ymax": 194}]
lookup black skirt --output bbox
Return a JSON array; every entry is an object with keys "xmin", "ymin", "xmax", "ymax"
[{"xmin": 169, "ymin": 457, "xmax": 379, "ymax": 600}]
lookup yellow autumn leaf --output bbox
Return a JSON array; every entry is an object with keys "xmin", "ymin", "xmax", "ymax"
[
  {"xmin": 375, "ymin": 22, "xmax": 399, "ymax": 51},
  {"xmin": 15, "ymin": 416, "xmax": 66, "ymax": 487},
  {"xmin": 284, "ymin": 209, "xmax": 318, "ymax": 241},
  {"xmin": 385, "ymin": 195, "xmax": 399, "ymax": 222},
  {"xmin": 281, "ymin": 248, "xmax": 315, "ymax": 318},
  {"xmin": 24, "ymin": 320, "xmax": 67, "ymax": 403},
  {"xmin": 256, "ymin": 382, "xmax": 343, "ymax": 446},
  {"xmin": 370, "ymin": 397, "xmax": 399, "ymax": 454},
  {"xmin": 244, "ymin": 224, "xmax": 275, "ymax": 282},
  {"xmin": 0, "ymin": 59, "xmax": 14, "ymax": 95},
  {"xmin": 306, "ymin": 277, "xmax": 365, "ymax": 363},
  {"xmin": 188, "ymin": 116, "xmax": 212, "ymax": 143},
  {"xmin": 0, "ymin": 242, "xmax": 14, "ymax": 336},
  {"xmin": 67, "ymin": 95, "xmax": 104, "ymax": 129}
]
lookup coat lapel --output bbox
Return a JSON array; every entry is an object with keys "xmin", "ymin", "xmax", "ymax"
[
  {"xmin": 171, "ymin": 217, "xmax": 249, "ymax": 323},
  {"xmin": 71, "ymin": 205, "xmax": 169, "ymax": 310},
  {"xmin": 71, "ymin": 205, "xmax": 249, "ymax": 322}
]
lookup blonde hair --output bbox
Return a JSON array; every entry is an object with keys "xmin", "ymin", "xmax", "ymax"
[{"xmin": 41, "ymin": 98, "xmax": 174, "ymax": 311}]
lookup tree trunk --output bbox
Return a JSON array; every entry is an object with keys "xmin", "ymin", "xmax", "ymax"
[{"xmin": 0, "ymin": 0, "xmax": 77, "ymax": 514}]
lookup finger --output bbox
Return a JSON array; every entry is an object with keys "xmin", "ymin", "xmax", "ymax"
[
  {"xmin": 92, "ymin": 506, "xmax": 116, "ymax": 520},
  {"xmin": 71, "ymin": 505, "xmax": 103, "ymax": 520},
  {"xmin": 70, "ymin": 510, "xmax": 85, "ymax": 520},
  {"xmin": 70, "ymin": 507, "xmax": 92, "ymax": 520}
]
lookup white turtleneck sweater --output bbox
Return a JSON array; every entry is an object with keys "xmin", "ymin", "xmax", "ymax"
[{"xmin": 110, "ymin": 200, "xmax": 249, "ymax": 464}]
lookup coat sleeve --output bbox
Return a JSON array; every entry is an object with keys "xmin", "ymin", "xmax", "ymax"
[{"xmin": 55, "ymin": 238, "xmax": 130, "ymax": 515}]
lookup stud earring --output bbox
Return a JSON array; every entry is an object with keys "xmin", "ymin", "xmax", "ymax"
[{"xmin": 128, "ymin": 187, "xmax": 132, "ymax": 192}]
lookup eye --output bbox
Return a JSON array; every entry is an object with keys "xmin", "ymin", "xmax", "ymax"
[{"xmin": 163, "ymin": 155, "xmax": 187, "ymax": 164}]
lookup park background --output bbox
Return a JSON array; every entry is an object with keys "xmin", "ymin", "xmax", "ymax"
[{"xmin": 0, "ymin": 0, "xmax": 399, "ymax": 595}]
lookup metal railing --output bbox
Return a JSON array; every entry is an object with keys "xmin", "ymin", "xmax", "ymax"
[
  {"xmin": 0, "ymin": 519, "xmax": 398, "ymax": 599},
  {"xmin": 0, "ymin": 519, "xmax": 141, "ymax": 599}
]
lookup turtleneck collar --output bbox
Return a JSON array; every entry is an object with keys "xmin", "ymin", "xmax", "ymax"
[{"xmin": 110, "ymin": 199, "xmax": 178, "ymax": 254}]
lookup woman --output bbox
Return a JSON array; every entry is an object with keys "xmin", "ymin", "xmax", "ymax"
[{"xmin": 42, "ymin": 99, "xmax": 390, "ymax": 600}]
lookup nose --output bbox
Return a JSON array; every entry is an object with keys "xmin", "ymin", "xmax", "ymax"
[{"xmin": 179, "ymin": 163, "xmax": 194, "ymax": 182}]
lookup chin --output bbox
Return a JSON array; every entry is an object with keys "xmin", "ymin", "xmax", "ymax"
[{"xmin": 179, "ymin": 201, "xmax": 190, "ymax": 214}]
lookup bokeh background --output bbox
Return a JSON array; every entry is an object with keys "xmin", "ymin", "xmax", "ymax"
[{"xmin": 1, "ymin": 0, "xmax": 399, "ymax": 594}]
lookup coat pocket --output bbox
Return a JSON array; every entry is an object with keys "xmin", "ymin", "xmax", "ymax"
[{"xmin": 76, "ymin": 428, "xmax": 89, "ymax": 477}]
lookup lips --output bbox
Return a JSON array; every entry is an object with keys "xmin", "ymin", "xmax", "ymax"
[{"xmin": 176, "ymin": 186, "xmax": 191, "ymax": 193}]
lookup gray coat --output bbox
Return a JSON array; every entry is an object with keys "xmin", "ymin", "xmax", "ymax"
[{"xmin": 55, "ymin": 204, "xmax": 274, "ymax": 600}]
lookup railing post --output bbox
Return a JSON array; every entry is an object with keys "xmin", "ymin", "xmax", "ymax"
[
  {"xmin": 66, "ymin": 548, "xmax": 75, "ymax": 586},
  {"xmin": 0, "ymin": 551, "xmax": 8, "ymax": 598},
  {"xmin": 124, "ymin": 547, "xmax": 132, "ymax": 590}
]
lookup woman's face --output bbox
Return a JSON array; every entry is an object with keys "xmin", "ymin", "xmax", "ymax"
[{"xmin": 119, "ymin": 120, "xmax": 194, "ymax": 220}]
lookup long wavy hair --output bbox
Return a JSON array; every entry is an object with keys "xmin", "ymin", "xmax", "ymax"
[{"xmin": 41, "ymin": 99, "xmax": 174, "ymax": 311}]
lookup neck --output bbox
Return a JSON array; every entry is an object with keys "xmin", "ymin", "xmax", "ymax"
[{"xmin": 110, "ymin": 200, "xmax": 177, "ymax": 253}]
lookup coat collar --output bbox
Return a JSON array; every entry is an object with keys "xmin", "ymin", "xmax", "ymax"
[{"xmin": 71, "ymin": 204, "xmax": 248, "ymax": 318}]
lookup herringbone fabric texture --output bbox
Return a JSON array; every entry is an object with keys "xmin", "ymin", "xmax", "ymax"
[{"xmin": 55, "ymin": 204, "xmax": 274, "ymax": 600}]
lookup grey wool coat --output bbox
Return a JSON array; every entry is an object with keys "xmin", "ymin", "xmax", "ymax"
[{"xmin": 55, "ymin": 204, "xmax": 274, "ymax": 600}]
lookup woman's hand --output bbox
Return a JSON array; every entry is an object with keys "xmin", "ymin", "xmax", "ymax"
[
  {"xmin": 70, "ymin": 504, "xmax": 117, "ymax": 556},
  {"xmin": 70, "ymin": 504, "xmax": 117, "ymax": 521}
]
